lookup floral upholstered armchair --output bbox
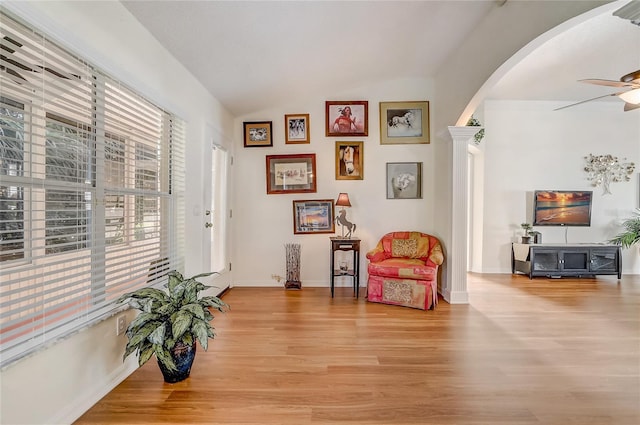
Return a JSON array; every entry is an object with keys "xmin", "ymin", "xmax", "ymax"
[{"xmin": 366, "ymin": 231, "xmax": 444, "ymax": 310}]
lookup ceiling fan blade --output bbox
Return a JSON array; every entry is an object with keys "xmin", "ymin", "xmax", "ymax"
[
  {"xmin": 623, "ymin": 102, "xmax": 640, "ymax": 111},
  {"xmin": 554, "ymin": 93, "xmax": 619, "ymax": 111},
  {"xmin": 579, "ymin": 78, "xmax": 635, "ymax": 88}
]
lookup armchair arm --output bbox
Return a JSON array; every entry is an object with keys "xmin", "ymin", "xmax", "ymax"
[{"xmin": 366, "ymin": 240, "xmax": 388, "ymax": 263}]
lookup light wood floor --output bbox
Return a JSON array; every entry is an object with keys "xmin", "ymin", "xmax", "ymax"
[{"xmin": 75, "ymin": 274, "xmax": 640, "ymax": 425}]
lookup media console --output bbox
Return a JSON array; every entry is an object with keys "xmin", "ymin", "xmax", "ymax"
[{"xmin": 511, "ymin": 243, "xmax": 622, "ymax": 279}]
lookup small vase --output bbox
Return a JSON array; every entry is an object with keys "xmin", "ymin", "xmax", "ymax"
[
  {"xmin": 158, "ymin": 342, "xmax": 196, "ymax": 383},
  {"xmin": 521, "ymin": 236, "xmax": 531, "ymax": 244}
]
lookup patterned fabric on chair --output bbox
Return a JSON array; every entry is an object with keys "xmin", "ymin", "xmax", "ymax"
[{"xmin": 366, "ymin": 231, "xmax": 444, "ymax": 310}]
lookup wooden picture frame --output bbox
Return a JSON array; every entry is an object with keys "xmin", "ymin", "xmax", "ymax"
[
  {"xmin": 244, "ymin": 121, "xmax": 273, "ymax": 147},
  {"xmin": 266, "ymin": 153, "xmax": 317, "ymax": 194},
  {"xmin": 335, "ymin": 141, "xmax": 363, "ymax": 180},
  {"xmin": 386, "ymin": 162, "xmax": 422, "ymax": 199},
  {"xmin": 379, "ymin": 101, "xmax": 430, "ymax": 144},
  {"xmin": 292, "ymin": 199, "xmax": 335, "ymax": 234},
  {"xmin": 325, "ymin": 101, "xmax": 368, "ymax": 137},
  {"xmin": 285, "ymin": 114, "xmax": 310, "ymax": 144}
]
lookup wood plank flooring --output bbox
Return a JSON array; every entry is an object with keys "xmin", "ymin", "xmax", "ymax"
[{"xmin": 74, "ymin": 274, "xmax": 640, "ymax": 425}]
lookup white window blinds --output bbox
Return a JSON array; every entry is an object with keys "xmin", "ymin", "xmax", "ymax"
[{"xmin": 0, "ymin": 10, "xmax": 186, "ymax": 368}]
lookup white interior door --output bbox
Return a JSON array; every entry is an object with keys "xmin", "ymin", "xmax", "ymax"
[{"xmin": 209, "ymin": 145, "xmax": 229, "ymax": 273}]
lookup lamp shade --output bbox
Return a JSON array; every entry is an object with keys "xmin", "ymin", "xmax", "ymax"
[{"xmin": 336, "ymin": 193, "xmax": 351, "ymax": 207}]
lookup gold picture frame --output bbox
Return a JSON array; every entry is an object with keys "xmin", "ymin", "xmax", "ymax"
[
  {"xmin": 285, "ymin": 114, "xmax": 310, "ymax": 144},
  {"xmin": 335, "ymin": 141, "xmax": 363, "ymax": 180},
  {"xmin": 379, "ymin": 101, "xmax": 429, "ymax": 144}
]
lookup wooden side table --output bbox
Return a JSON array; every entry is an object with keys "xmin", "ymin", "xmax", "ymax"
[{"xmin": 330, "ymin": 237, "xmax": 361, "ymax": 298}]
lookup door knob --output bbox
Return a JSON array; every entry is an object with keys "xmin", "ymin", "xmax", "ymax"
[{"xmin": 205, "ymin": 222, "xmax": 213, "ymax": 228}]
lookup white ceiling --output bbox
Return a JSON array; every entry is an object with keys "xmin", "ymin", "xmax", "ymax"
[{"xmin": 122, "ymin": 0, "xmax": 640, "ymax": 116}]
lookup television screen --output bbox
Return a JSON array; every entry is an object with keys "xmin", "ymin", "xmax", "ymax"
[{"xmin": 533, "ymin": 190, "xmax": 593, "ymax": 226}]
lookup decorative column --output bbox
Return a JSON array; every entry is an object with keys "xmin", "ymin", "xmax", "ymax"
[{"xmin": 444, "ymin": 126, "xmax": 482, "ymax": 304}]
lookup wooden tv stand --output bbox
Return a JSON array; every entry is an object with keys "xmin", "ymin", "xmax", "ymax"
[{"xmin": 511, "ymin": 243, "xmax": 621, "ymax": 279}]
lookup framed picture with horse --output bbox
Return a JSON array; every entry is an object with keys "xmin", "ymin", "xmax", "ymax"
[
  {"xmin": 292, "ymin": 199, "xmax": 335, "ymax": 234},
  {"xmin": 379, "ymin": 101, "xmax": 430, "ymax": 144},
  {"xmin": 325, "ymin": 101, "xmax": 368, "ymax": 137},
  {"xmin": 266, "ymin": 153, "xmax": 317, "ymax": 194},
  {"xmin": 285, "ymin": 114, "xmax": 310, "ymax": 144},
  {"xmin": 335, "ymin": 141, "xmax": 363, "ymax": 180}
]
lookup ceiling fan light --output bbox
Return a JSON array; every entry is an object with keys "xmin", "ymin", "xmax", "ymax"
[{"xmin": 619, "ymin": 88, "xmax": 640, "ymax": 105}]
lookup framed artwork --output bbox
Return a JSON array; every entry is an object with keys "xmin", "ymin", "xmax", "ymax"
[
  {"xmin": 386, "ymin": 162, "xmax": 422, "ymax": 199},
  {"xmin": 266, "ymin": 153, "xmax": 317, "ymax": 194},
  {"xmin": 335, "ymin": 141, "xmax": 363, "ymax": 180},
  {"xmin": 285, "ymin": 114, "xmax": 310, "ymax": 144},
  {"xmin": 325, "ymin": 101, "xmax": 368, "ymax": 137},
  {"xmin": 292, "ymin": 199, "xmax": 335, "ymax": 234},
  {"xmin": 379, "ymin": 101, "xmax": 430, "ymax": 144},
  {"xmin": 243, "ymin": 121, "xmax": 273, "ymax": 147}
]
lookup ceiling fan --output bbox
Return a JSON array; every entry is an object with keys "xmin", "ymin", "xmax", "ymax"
[{"xmin": 555, "ymin": 69, "xmax": 640, "ymax": 112}]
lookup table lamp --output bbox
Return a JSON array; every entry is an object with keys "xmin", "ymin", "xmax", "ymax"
[{"xmin": 335, "ymin": 192, "xmax": 356, "ymax": 238}]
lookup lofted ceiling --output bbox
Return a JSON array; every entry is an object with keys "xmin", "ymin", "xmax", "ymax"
[{"xmin": 121, "ymin": 0, "xmax": 640, "ymax": 117}]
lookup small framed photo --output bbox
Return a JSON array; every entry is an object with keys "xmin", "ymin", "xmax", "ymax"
[
  {"xmin": 379, "ymin": 101, "xmax": 430, "ymax": 144},
  {"xmin": 325, "ymin": 101, "xmax": 368, "ymax": 137},
  {"xmin": 244, "ymin": 121, "xmax": 273, "ymax": 147},
  {"xmin": 386, "ymin": 162, "xmax": 422, "ymax": 199},
  {"xmin": 266, "ymin": 153, "xmax": 317, "ymax": 194},
  {"xmin": 285, "ymin": 114, "xmax": 310, "ymax": 144},
  {"xmin": 335, "ymin": 141, "xmax": 363, "ymax": 180},
  {"xmin": 292, "ymin": 199, "xmax": 335, "ymax": 234}
]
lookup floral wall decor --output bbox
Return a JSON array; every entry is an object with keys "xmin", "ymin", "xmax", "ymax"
[{"xmin": 584, "ymin": 154, "xmax": 635, "ymax": 195}]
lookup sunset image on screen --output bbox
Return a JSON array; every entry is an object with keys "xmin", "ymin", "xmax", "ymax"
[{"xmin": 534, "ymin": 191, "xmax": 592, "ymax": 225}]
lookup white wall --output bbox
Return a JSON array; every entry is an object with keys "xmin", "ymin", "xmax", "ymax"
[
  {"xmin": 0, "ymin": 2, "xmax": 235, "ymax": 424},
  {"xmin": 481, "ymin": 99, "xmax": 640, "ymax": 275},
  {"xmin": 231, "ymin": 78, "xmax": 442, "ymax": 287}
]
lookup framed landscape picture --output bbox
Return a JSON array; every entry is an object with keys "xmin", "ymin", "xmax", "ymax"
[
  {"xmin": 325, "ymin": 101, "xmax": 368, "ymax": 137},
  {"xmin": 386, "ymin": 162, "xmax": 422, "ymax": 199},
  {"xmin": 244, "ymin": 121, "xmax": 273, "ymax": 147},
  {"xmin": 379, "ymin": 101, "xmax": 429, "ymax": 144},
  {"xmin": 266, "ymin": 153, "xmax": 317, "ymax": 194},
  {"xmin": 285, "ymin": 114, "xmax": 310, "ymax": 144},
  {"xmin": 335, "ymin": 141, "xmax": 363, "ymax": 180},
  {"xmin": 292, "ymin": 199, "xmax": 335, "ymax": 234}
]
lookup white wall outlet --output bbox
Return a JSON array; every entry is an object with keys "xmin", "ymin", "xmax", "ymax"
[{"xmin": 116, "ymin": 315, "xmax": 127, "ymax": 336}]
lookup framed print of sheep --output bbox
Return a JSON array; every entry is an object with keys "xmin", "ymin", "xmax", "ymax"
[
  {"xmin": 386, "ymin": 162, "xmax": 422, "ymax": 199},
  {"xmin": 379, "ymin": 101, "xmax": 429, "ymax": 144}
]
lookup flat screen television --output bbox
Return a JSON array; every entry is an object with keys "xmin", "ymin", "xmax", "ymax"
[{"xmin": 533, "ymin": 190, "xmax": 593, "ymax": 226}]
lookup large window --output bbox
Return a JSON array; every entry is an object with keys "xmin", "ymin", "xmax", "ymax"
[{"xmin": 0, "ymin": 11, "xmax": 185, "ymax": 367}]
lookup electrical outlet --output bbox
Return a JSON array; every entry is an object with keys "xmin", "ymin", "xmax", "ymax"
[
  {"xmin": 271, "ymin": 274, "xmax": 282, "ymax": 283},
  {"xmin": 116, "ymin": 315, "xmax": 126, "ymax": 336}
]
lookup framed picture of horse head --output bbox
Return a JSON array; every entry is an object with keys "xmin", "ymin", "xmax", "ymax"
[
  {"xmin": 379, "ymin": 101, "xmax": 430, "ymax": 144},
  {"xmin": 335, "ymin": 141, "xmax": 363, "ymax": 180}
]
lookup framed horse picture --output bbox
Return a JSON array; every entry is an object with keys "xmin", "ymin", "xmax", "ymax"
[
  {"xmin": 266, "ymin": 153, "xmax": 317, "ymax": 194},
  {"xmin": 325, "ymin": 101, "xmax": 368, "ymax": 137},
  {"xmin": 285, "ymin": 114, "xmax": 310, "ymax": 144},
  {"xmin": 335, "ymin": 141, "xmax": 363, "ymax": 180},
  {"xmin": 379, "ymin": 101, "xmax": 429, "ymax": 144}
]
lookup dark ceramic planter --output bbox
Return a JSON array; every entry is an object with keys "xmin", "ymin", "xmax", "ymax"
[{"xmin": 158, "ymin": 342, "xmax": 196, "ymax": 383}]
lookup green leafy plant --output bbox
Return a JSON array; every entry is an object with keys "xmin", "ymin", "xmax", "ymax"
[
  {"xmin": 609, "ymin": 209, "xmax": 640, "ymax": 249},
  {"xmin": 520, "ymin": 223, "xmax": 533, "ymax": 235},
  {"xmin": 117, "ymin": 270, "xmax": 229, "ymax": 372}
]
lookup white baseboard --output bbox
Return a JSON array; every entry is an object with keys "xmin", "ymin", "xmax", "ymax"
[{"xmin": 51, "ymin": 359, "xmax": 139, "ymax": 425}]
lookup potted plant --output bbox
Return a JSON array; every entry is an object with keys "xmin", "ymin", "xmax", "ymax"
[
  {"xmin": 609, "ymin": 209, "xmax": 640, "ymax": 249},
  {"xmin": 118, "ymin": 270, "xmax": 229, "ymax": 383},
  {"xmin": 520, "ymin": 223, "xmax": 533, "ymax": 244}
]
